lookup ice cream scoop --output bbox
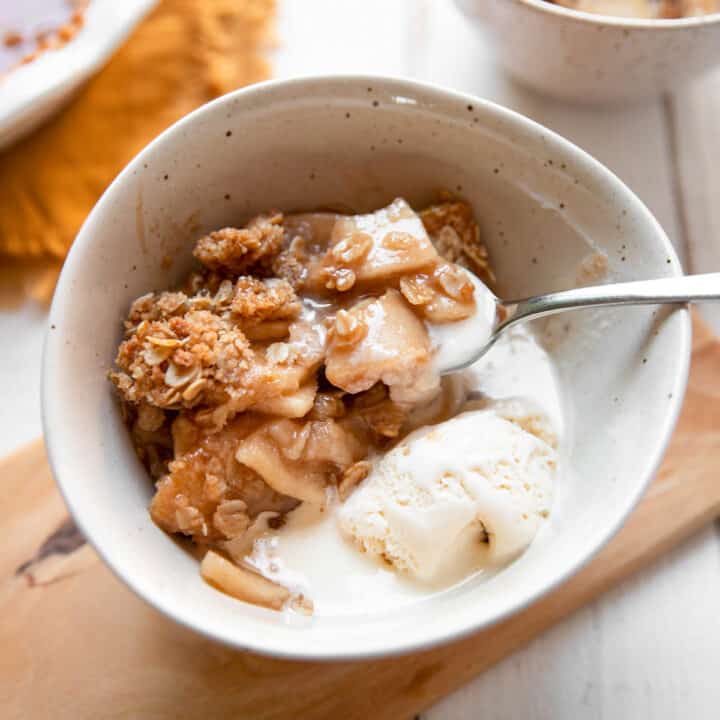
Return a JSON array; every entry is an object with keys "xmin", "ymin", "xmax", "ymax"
[
  {"xmin": 338, "ymin": 407, "xmax": 557, "ymax": 585},
  {"xmin": 437, "ymin": 271, "xmax": 720, "ymax": 375}
]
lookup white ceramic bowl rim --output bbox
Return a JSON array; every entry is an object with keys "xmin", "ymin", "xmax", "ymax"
[
  {"xmin": 42, "ymin": 75, "xmax": 691, "ymax": 660},
  {"xmin": 518, "ymin": 0, "xmax": 720, "ymax": 27}
]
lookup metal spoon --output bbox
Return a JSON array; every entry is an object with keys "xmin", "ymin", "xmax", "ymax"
[{"xmin": 436, "ymin": 271, "xmax": 720, "ymax": 374}]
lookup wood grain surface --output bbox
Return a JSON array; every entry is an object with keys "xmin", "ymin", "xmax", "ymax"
[{"xmin": 2, "ymin": 314, "xmax": 718, "ymax": 720}]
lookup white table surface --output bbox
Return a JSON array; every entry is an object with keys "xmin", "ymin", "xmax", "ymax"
[{"xmin": 2, "ymin": 1, "xmax": 719, "ymax": 717}]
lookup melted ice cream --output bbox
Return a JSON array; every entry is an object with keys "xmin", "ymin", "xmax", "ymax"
[{"xmin": 245, "ymin": 324, "xmax": 563, "ymax": 616}]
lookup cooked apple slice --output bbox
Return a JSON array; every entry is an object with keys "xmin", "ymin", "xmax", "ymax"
[
  {"xmin": 150, "ymin": 414, "xmax": 297, "ymax": 543},
  {"xmin": 325, "ymin": 289, "xmax": 437, "ymax": 400},
  {"xmin": 301, "ymin": 418, "xmax": 366, "ymax": 466},
  {"xmin": 254, "ymin": 380, "xmax": 317, "ymax": 418},
  {"xmin": 322, "ymin": 198, "xmax": 439, "ymax": 291},
  {"xmin": 235, "ymin": 423, "xmax": 328, "ymax": 505},
  {"xmin": 242, "ymin": 320, "xmax": 292, "ymax": 341},
  {"xmin": 227, "ymin": 321, "xmax": 325, "ymax": 416},
  {"xmin": 201, "ymin": 551, "xmax": 290, "ymax": 610},
  {"xmin": 235, "ymin": 417, "xmax": 368, "ymax": 504}
]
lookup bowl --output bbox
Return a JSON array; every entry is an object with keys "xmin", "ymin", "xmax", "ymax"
[
  {"xmin": 0, "ymin": 0, "xmax": 157, "ymax": 150},
  {"xmin": 455, "ymin": 0, "xmax": 720, "ymax": 103},
  {"xmin": 42, "ymin": 75, "xmax": 690, "ymax": 659}
]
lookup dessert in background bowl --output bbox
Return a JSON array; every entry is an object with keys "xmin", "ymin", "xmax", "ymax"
[
  {"xmin": 43, "ymin": 76, "xmax": 689, "ymax": 659},
  {"xmin": 455, "ymin": 0, "xmax": 720, "ymax": 103},
  {"xmin": 549, "ymin": 0, "xmax": 719, "ymax": 18}
]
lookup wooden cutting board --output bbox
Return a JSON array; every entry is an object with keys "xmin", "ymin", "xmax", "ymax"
[{"xmin": 2, "ymin": 314, "xmax": 720, "ymax": 720}]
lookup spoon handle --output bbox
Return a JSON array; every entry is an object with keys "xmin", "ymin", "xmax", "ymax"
[{"xmin": 500, "ymin": 272, "xmax": 720, "ymax": 329}]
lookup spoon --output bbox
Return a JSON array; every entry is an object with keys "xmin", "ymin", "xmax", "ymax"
[{"xmin": 433, "ymin": 271, "xmax": 720, "ymax": 375}]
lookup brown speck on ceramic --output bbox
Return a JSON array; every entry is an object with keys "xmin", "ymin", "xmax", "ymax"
[
  {"xmin": 493, "ymin": 168, "xmax": 499, "ymax": 174},
  {"xmin": 560, "ymin": 203, "xmax": 565, "ymax": 209},
  {"xmin": 372, "ymin": 100, "xmax": 379, "ymax": 107},
  {"xmin": 132, "ymin": 265, "xmax": 137, "ymax": 271},
  {"xmin": 397, "ymin": 138, "xmax": 403, "ymax": 144},
  {"xmin": 225, "ymin": 130, "xmax": 232, "ymax": 137},
  {"xmin": 561, "ymin": 163, "xmax": 567, "ymax": 170},
  {"xmin": 163, "ymin": 174, "xmax": 169, "ymax": 181},
  {"xmin": 345, "ymin": 112, "xmax": 351, "ymax": 119},
  {"xmin": 666, "ymin": 258, "xmax": 672, "ymax": 264},
  {"xmin": 467, "ymin": 104, "xmax": 474, "ymax": 111},
  {"xmin": 621, "ymin": 257, "xmax": 626, "ymax": 262},
  {"xmin": 143, "ymin": 164, "xmax": 148, "ymax": 169},
  {"xmin": 369, "ymin": 145, "xmax": 376, "ymax": 151},
  {"xmin": 643, "ymin": 358, "xmax": 648, "ymax": 364},
  {"xmin": 532, "ymin": 257, "xmax": 538, "ymax": 264},
  {"xmin": 367, "ymin": 87, "xmax": 372, "ymax": 92},
  {"xmin": 456, "ymin": 184, "xmax": 463, "ymax": 192},
  {"xmin": 309, "ymin": 172, "xmax": 316, "ymax": 180},
  {"xmin": 51, "ymin": 324, "xmax": 56, "ymax": 330},
  {"xmin": 224, "ymin": 193, "xmax": 231, "ymax": 200}
]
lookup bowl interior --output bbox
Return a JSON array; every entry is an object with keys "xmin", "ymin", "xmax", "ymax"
[{"xmin": 44, "ymin": 77, "xmax": 689, "ymax": 659}]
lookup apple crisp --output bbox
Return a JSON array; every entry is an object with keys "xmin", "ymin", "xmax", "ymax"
[{"xmin": 111, "ymin": 197, "xmax": 492, "ymax": 612}]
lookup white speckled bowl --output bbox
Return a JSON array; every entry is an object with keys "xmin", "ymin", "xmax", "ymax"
[
  {"xmin": 0, "ymin": 0, "xmax": 157, "ymax": 150},
  {"xmin": 455, "ymin": 0, "xmax": 720, "ymax": 103},
  {"xmin": 42, "ymin": 76, "xmax": 690, "ymax": 659}
]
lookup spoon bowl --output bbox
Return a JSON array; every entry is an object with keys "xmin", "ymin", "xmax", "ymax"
[{"xmin": 436, "ymin": 271, "xmax": 719, "ymax": 375}]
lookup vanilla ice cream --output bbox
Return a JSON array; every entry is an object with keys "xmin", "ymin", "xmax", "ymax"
[
  {"xmin": 338, "ymin": 407, "xmax": 557, "ymax": 585},
  {"xmin": 242, "ymin": 325, "xmax": 563, "ymax": 614}
]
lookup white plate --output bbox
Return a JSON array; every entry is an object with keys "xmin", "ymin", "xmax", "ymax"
[{"xmin": 0, "ymin": 0, "xmax": 157, "ymax": 150}]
